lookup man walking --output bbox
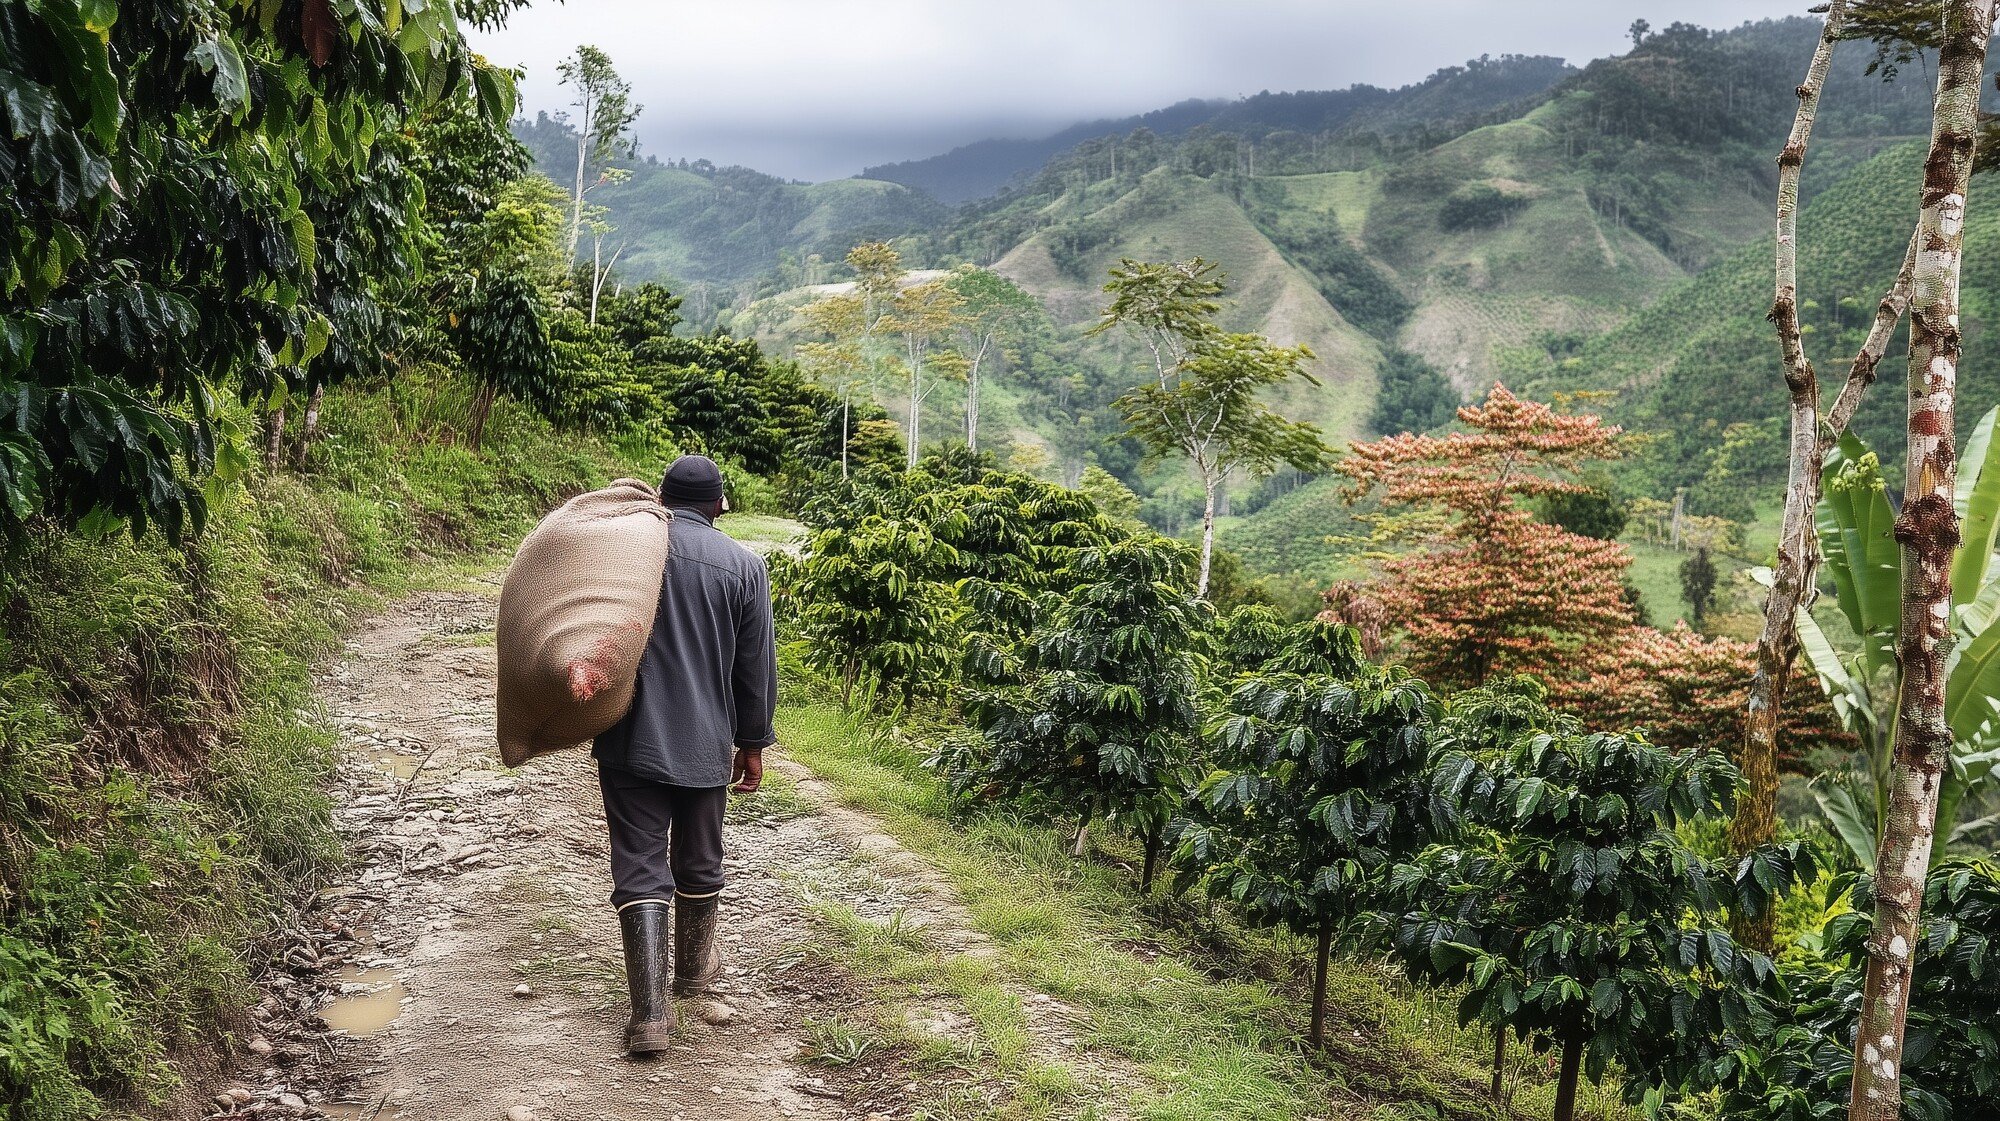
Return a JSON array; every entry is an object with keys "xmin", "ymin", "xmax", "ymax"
[{"xmin": 591, "ymin": 454, "xmax": 777, "ymax": 1055}]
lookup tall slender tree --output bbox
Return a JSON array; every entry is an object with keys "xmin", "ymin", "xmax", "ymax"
[
  {"xmin": 800, "ymin": 243, "xmax": 903, "ymax": 477},
  {"xmin": 1848, "ymin": 3, "xmax": 1997, "ymax": 1116},
  {"xmin": 945, "ymin": 267, "xmax": 1040, "ymax": 452},
  {"xmin": 555, "ymin": 46, "xmax": 640, "ymax": 262},
  {"xmin": 888, "ymin": 279, "xmax": 966, "ymax": 468},
  {"xmin": 1737, "ymin": 0, "xmax": 1921, "ymax": 953},
  {"xmin": 1093, "ymin": 259, "xmax": 1329, "ymax": 597}
]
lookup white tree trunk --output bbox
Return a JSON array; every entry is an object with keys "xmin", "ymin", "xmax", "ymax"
[
  {"xmin": 907, "ymin": 364, "xmax": 921, "ymax": 469},
  {"xmin": 1197, "ymin": 473, "xmax": 1218, "ymax": 599},
  {"xmin": 1848, "ymin": 4, "xmax": 1995, "ymax": 1117},
  {"xmin": 568, "ymin": 128, "xmax": 587, "ymax": 263},
  {"xmin": 1736, "ymin": 0, "xmax": 1848, "ymax": 952}
]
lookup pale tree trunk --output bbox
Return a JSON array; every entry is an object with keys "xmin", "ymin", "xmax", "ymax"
[
  {"xmin": 840, "ymin": 390, "xmax": 851, "ymax": 481},
  {"xmin": 568, "ymin": 128, "xmax": 587, "ymax": 262},
  {"xmin": 262, "ymin": 404, "xmax": 287, "ymax": 473},
  {"xmin": 965, "ymin": 336, "xmax": 991, "ymax": 451},
  {"xmin": 588, "ymin": 239, "xmax": 625, "ymax": 325},
  {"xmin": 966, "ymin": 362, "xmax": 979, "ymax": 451},
  {"xmin": 1196, "ymin": 473, "xmax": 1218, "ymax": 599},
  {"xmin": 1849, "ymin": 4, "xmax": 1994, "ymax": 1117},
  {"xmin": 1734, "ymin": 0, "xmax": 1848, "ymax": 953},
  {"xmin": 907, "ymin": 364, "xmax": 921, "ymax": 469},
  {"xmin": 296, "ymin": 383, "xmax": 325, "ymax": 461},
  {"xmin": 590, "ymin": 235, "xmax": 602, "ymax": 323}
]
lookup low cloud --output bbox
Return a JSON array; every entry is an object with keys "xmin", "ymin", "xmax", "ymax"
[{"xmin": 472, "ymin": 1, "xmax": 1816, "ymax": 181}]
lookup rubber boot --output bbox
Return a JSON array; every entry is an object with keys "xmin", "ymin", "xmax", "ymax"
[
  {"xmin": 618, "ymin": 901, "xmax": 676, "ymax": 1054},
  {"xmin": 673, "ymin": 892, "xmax": 723, "ymax": 998}
]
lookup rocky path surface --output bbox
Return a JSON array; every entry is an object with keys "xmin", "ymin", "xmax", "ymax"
[{"xmin": 201, "ymin": 576, "xmax": 1138, "ymax": 1121}]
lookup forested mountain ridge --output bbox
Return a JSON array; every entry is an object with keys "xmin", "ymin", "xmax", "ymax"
[
  {"xmin": 859, "ymin": 53, "xmax": 1577, "ymax": 205},
  {"xmin": 1536, "ymin": 138, "xmax": 2000, "ymax": 517}
]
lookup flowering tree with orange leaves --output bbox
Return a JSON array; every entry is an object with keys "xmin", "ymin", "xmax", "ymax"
[
  {"xmin": 1549, "ymin": 624, "xmax": 1845, "ymax": 772},
  {"xmin": 1334, "ymin": 385, "xmax": 1635, "ymax": 689},
  {"xmin": 1334, "ymin": 385, "xmax": 1853, "ymax": 767}
]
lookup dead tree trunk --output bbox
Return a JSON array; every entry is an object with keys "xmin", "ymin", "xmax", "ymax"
[
  {"xmin": 1848, "ymin": 4, "xmax": 1995, "ymax": 1117},
  {"xmin": 1734, "ymin": 0, "xmax": 1848, "ymax": 953}
]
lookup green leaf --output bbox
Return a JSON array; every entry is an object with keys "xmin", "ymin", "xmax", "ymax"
[
  {"xmin": 1813, "ymin": 774, "xmax": 1878, "ymax": 872},
  {"xmin": 302, "ymin": 313, "xmax": 331, "ymax": 362},
  {"xmin": 1795, "ymin": 605, "xmax": 1881, "ymax": 745},
  {"xmin": 1955, "ymin": 406, "xmax": 2000, "ymax": 606},
  {"xmin": 1819, "ymin": 434, "xmax": 1902, "ymax": 680},
  {"xmin": 77, "ymin": 0, "xmax": 117, "ymax": 36},
  {"xmin": 1947, "ymin": 614, "xmax": 2000, "ymax": 751},
  {"xmin": 188, "ymin": 37, "xmax": 249, "ymax": 119},
  {"xmin": 1429, "ymin": 941, "xmax": 1481, "ymax": 974},
  {"xmin": 1512, "ymin": 776, "xmax": 1545, "ymax": 822}
]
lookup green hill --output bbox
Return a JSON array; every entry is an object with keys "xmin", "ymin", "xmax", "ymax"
[
  {"xmin": 1534, "ymin": 139, "xmax": 2000, "ymax": 514},
  {"xmin": 513, "ymin": 15, "xmax": 1972, "ymax": 582},
  {"xmin": 990, "ymin": 168, "xmax": 1387, "ymax": 441}
]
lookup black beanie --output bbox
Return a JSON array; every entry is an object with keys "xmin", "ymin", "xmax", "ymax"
[{"xmin": 661, "ymin": 454, "xmax": 725, "ymax": 505}]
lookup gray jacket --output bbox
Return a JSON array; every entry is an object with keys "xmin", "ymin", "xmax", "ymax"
[{"xmin": 592, "ymin": 505, "xmax": 777, "ymax": 787}]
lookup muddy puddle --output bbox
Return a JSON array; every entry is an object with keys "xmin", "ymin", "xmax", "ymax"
[{"xmin": 321, "ymin": 963, "xmax": 405, "ymax": 1038}]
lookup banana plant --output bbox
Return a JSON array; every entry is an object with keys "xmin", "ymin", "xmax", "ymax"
[{"xmin": 1769, "ymin": 408, "xmax": 2000, "ymax": 868}]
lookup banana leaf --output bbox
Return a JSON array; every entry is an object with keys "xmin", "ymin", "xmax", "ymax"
[
  {"xmin": 1795, "ymin": 602, "xmax": 1884, "ymax": 748},
  {"xmin": 1957, "ymin": 574, "xmax": 2000, "ymax": 641},
  {"xmin": 1818, "ymin": 434, "xmax": 1903, "ymax": 682},
  {"xmin": 1937, "ymin": 746, "xmax": 2000, "ymax": 865},
  {"xmin": 1947, "ymin": 610, "xmax": 2000, "ymax": 750},
  {"xmin": 1813, "ymin": 771, "xmax": 1880, "ymax": 871},
  {"xmin": 1952, "ymin": 406, "xmax": 2000, "ymax": 606},
  {"xmin": 1749, "ymin": 565, "xmax": 1886, "ymax": 747}
]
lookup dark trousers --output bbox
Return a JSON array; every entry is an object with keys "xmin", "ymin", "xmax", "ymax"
[{"xmin": 597, "ymin": 765, "xmax": 728, "ymax": 909}]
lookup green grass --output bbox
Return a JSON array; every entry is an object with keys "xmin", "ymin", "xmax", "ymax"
[
  {"xmin": 720, "ymin": 513, "xmax": 805, "ymax": 552},
  {"xmin": 1626, "ymin": 542, "xmax": 1692, "ymax": 629},
  {"xmin": 775, "ymin": 704, "xmax": 1638, "ymax": 1121},
  {"xmin": 0, "ymin": 366, "xmax": 656, "ymax": 1117}
]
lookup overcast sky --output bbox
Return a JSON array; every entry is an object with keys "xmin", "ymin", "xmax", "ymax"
[{"xmin": 470, "ymin": 1, "xmax": 1820, "ymax": 182}]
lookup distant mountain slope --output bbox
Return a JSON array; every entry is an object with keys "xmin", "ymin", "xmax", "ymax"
[
  {"xmin": 861, "ymin": 56, "xmax": 1575, "ymax": 205},
  {"xmin": 857, "ymin": 99, "xmax": 1229, "ymax": 206},
  {"xmin": 990, "ymin": 168, "xmax": 1387, "ymax": 441},
  {"xmin": 513, "ymin": 115, "xmax": 948, "ymax": 286},
  {"xmin": 1535, "ymin": 140, "xmax": 2000, "ymax": 510}
]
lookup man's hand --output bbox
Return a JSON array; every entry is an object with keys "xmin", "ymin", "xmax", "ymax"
[{"xmin": 730, "ymin": 747, "xmax": 764, "ymax": 794}]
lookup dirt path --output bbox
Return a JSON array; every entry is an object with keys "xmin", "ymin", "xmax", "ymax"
[{"xmin": 202, "ymin": 578, "xmax": 1138, "ymax": 1121}]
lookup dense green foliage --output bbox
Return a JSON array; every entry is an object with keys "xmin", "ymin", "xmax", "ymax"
[
  {"xmin": 0, "ymin": 0, "xmax": 514, "ymax": 541},
  {"xmin": 1177, "ymin": 623, "xmax": 1441, "ymax": 1043},
  {"xmin": 1718, "ymin": 860, "xmax": 2000, "ymax": 1121},
  {"xmin": 1368, "ymin": 351, "xmax": 1459, "ymax": 436},
  {"xmin": 1383, "ymin": 680, "xmax": 1810, "ymax": 1114},
  {"xmin": 1544, "ymin": 140, "xmax": 1999, "ymax": 496},
  {"xmin": 957, "ymin": 539, "xmax": 1206, "ymax": 886},
  {"xmin": 781, "ymin": 453, "xmax": 1128, "ymax": 703}
]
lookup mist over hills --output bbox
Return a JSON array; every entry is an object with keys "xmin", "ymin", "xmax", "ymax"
[{"xmin": 858, "ymin": 54, "xmax": 1577, "ymax": 205}]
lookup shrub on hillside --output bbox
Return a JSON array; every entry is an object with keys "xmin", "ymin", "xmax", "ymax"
[
  {"xmin": 955, "ymin": 539, "xmax": 1207, "ymax": 888},
  {"xmin": 1438, "ymin": 184, "xmax": 1529, "ymax": 231}
]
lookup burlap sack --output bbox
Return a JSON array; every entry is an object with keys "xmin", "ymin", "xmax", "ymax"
[{"xmin": 495, "ymin": 478, "xmax": 673, "ymax": 767}]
